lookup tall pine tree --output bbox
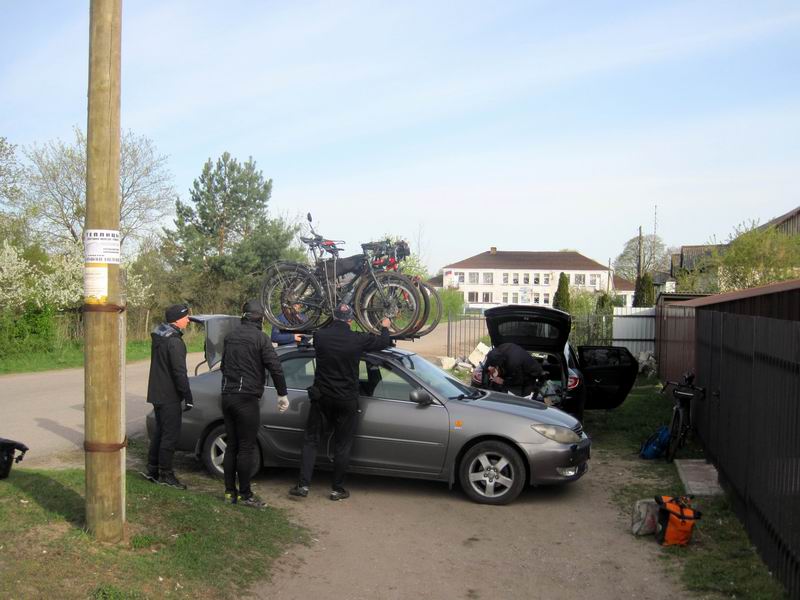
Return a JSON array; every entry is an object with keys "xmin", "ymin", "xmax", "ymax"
[{"xmin": 553, "ymin": 272, "xmax": 571, "ymax": 312}]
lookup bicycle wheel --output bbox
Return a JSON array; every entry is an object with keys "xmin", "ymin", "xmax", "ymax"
[
  {"xmin": 261, "ymin": 263, "xmax": 327, "ymax": 331},
  {"xmin": 666, "ymin": 408, "xmax": 683, "ymax": 462},
  {"xmin": 355, "ymin": 272, "xmax": 422, "ymax": 336},
  {"xmin": 414, "ymin": 281, "xmax": 443, "ymax": 337},
  {"xmin": 406, "ymin": 279, "xmax": 432, "ymax": 336}
]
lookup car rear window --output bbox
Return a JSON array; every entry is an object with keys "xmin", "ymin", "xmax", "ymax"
[{"xmin": 497, "ymin": 320, "xmax": 560, "ymax": 341}]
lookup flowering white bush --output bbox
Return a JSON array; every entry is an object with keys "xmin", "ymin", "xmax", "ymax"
[
  {"xmin": 0, "ymin": 241, "xmax": 34, "ymax": 309},
  {"xmin": 37, "ymin": 242, "xmax": 84, "ymax": 310}
]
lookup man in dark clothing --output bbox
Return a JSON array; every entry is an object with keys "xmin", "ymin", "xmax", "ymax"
[
  {"xmin": 482, "ymin": 342, "xmax": 544, "ymax": 398},
  {"xmin": 289, "ymin": 304, "xmax": 391, "ymax": 501},
  {"xmin": 220, "ymin": 299, "xmax": 288, "ymax": 508},
  {"xmin": 143, "ymin": 304, "xmax": 193, "ymax": 489}
]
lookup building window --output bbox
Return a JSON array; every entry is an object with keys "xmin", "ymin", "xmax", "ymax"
[
  {"xmin": 502, "ymin": 272, "xmax": 508, "ymax": 285},
  {"xmin": 512, "ymin": 292, "xmax": 518, "ymax": 303},
  {"xmin": 533, "ymin": 273, "xmax": 540, "ymax": 285},
  {"xmin": 468, "ymin": 272, "xmax": 479, "ymax": 284},
  {"xmin": 533, "ymin": 293, "xmax": 540, "ymax": 304},
  {"xmin": 543, "ymin": 293, "xmax": 550, "ymax": 305},
  {"xmin": 482, "ymin": 272, "xmax": 493, "ymax": 284},
  {"xmin": 482, "ymin": 292, "xmax": 492, "ymax": 303},
  {"xmin": 543, "ymin": 273, "xmax": 550, "ymax": 285},
  {"xmin": 502, "ymin": 292, "xmax": 508, "ymax": 304},
  {"xmin": 468, "ymin": 291, "xmax": 478, "ymax": 302},
  {"xmin": 589, "ymin": 273, "xmax": 598, "ymax": 287},
  {"xmin": 455, "ymin": 272, "xmax": 465, "ymax": 283},
  {"xmin": 512, "ymin": 273, "xmax": 519, "ymax": 285},
  {"xmin": 523, "ymin": 273, "xmax": 529, "ymax": 285},
  {"xmin": 574, "ymin": 274, "xmax": 585, "ymax": 286}
]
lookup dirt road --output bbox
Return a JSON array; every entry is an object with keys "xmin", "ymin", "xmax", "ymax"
[
  {"xmin": 246, "ymin": 451, "xmax": 683, "ymax": 600},
  {"xmin": 0, "ymin": 352, "xmax": 206, "ymax": 465}
]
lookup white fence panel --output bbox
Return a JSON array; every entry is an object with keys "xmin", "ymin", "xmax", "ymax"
[{"xmin": 612, "ymin": 307, "xmax": 655, "ymax": 357}]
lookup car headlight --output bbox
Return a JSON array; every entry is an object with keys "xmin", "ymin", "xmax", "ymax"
[{"xmin": 530, "ymin": 423, "xmax": 580, "ymax": 444}]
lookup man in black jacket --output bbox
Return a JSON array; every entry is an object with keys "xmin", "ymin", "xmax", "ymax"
[
  {"xmin": 482, "ymin": 342, "xmax": 544, "ymax": 397},
  {"xmin": 220, "ymin": 300, "xmax": 288, "ymax": 508},
  {"xmin": 143, "ymin": 304, "xmax": 193, "ymax": 489},
  {"xmin": 290, "ymin": 304, "xmax": 391, "ymax": 501}
]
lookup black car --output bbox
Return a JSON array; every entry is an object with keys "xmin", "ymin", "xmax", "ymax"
[{"xmin": 472, "ymin": 305, "xmax": 638, "ymax": 420}]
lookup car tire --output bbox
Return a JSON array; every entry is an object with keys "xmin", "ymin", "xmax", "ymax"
[
  {"xmin": 458, "ymin": 440, "xmax": 526, "ymax": 505},
  {"xmin": 201, "ymin": 424, "xmax": 262, "ymax": 479}
]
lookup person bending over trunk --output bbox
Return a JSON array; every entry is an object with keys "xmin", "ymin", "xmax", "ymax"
[{"xmin": 482, "ymin": 342, "xmax": 544, "ymax": 398}]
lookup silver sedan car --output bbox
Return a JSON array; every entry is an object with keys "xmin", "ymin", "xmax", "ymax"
[{"xmin": 147, "ymin": 316, "xmax": 590, "ymax": 505}]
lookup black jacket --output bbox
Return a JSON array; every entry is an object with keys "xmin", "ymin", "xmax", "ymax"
[
  {"xmin": 147, "ymin": 323, "xmax": 193, "ymax": 406},
  {"xmin": 221, "ymin": 320, "xmax": 288, "ymax": 397},
  {"xmin": 483, "ymin": 342, "xmax": 544, "ymax": 395},
  {"xmin": 313, "ymin": 320, "xmax": 391, "ymax": 402}
]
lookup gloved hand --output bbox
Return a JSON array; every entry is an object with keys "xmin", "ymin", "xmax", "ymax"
[
  {"xmin": 183, "ymin": 400, "xmax": 194, "ymax": 412},
  {"xmin": 277, "ymin": 395, "xmax": 289, "ymax": 413}
]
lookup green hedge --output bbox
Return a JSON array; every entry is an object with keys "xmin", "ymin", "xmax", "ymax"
[{"xmin": 0, "ymin": 305, "xmax": 57, "ymax": 358}]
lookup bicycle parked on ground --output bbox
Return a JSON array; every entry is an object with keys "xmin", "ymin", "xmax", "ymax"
[
  {"xmin": 260, "ymin": 214, "xmax": 435, "ymax": 337},
  {"xmin": 661, "ymin": 373, "xmax": 705, "ymax": 462}
]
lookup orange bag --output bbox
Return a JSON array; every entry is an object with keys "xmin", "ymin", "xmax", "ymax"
[{"xmin": 655, "ymin": 496, "xmax": 702, "ymax": 546}]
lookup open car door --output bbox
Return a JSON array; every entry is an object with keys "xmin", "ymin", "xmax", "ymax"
[{"xmin": 577, "ymin": 346, "xmax": 638, "ymax": 410}]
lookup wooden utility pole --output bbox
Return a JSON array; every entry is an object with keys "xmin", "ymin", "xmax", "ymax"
[{"xmin": 84, "ymin": 0, "xmax": 125, "ymax": 543}]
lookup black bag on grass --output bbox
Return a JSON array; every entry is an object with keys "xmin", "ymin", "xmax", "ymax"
[{"xmin": 0, "ymin": 438, "xmax": 29, "ymax": 479}]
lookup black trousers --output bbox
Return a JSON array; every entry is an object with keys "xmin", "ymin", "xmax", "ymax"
[
  {"xmin": 148, "ymin": 402, "xmax": 182, "ymax": 471},
  {"xmin": 298, "ymin": 397, "xmax": 358, "ymax": 492},
  {"xmin": 222, "ymin": 393, "xmax": 261, "ymax": 497}
]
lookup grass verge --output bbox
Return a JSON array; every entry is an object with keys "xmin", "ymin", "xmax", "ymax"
[
  {"xmin": 583, "ymin": 376, "xmax": 787, "ymax": 599},
  {"xmin": 0, "ymin": 333, "xmax": 204, "ymax": 375},
  {"xmin": 0, "ymin": 467, "xmax": 306, "ymax": 599}
]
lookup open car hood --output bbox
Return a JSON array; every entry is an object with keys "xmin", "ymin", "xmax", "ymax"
[
  {"xmin": 189, "ymin": 315, "xmax": 241, "ymax": 370},
  {"xmin": 483, "ymin": 305, "xmax": 571, "ymax": 353}
]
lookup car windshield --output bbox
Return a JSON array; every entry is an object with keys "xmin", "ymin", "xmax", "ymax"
[{"xmin": 391, "ymin": 353, "xmax": 480, "ymax": 401}]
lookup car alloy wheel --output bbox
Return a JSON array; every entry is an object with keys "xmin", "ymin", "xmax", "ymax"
[
  {"xmin": 201, "ymin": 424, "xmax": 262, "ymax": 479},
  {"xmin": 458, "ymin": 440, "xmax": 525, "ymax": 505}
]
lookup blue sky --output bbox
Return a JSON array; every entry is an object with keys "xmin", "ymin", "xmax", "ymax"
[{"xmin": 2, "ymin": 1, "xmax": 799, "ymax": 273}]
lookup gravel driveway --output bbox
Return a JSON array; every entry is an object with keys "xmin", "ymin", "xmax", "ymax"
[{"xmin": 246, "ymin": 451, "xmax": 684, "ymax": 600}]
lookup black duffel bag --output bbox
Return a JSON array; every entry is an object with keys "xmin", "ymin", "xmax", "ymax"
[{"xmin": 0, "ymin": 438, "xmax": 29, "ymax": 479}]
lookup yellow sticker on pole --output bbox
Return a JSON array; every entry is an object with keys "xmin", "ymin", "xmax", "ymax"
[{"xmin": 84, "ymin": 263, "xmax": 109, "ymax": 304}]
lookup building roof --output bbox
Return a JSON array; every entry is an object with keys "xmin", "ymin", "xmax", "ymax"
[
  {"xmin": 677, "ymin": 278, "xmax": 800, "ymax": 308},
  {"xmin": 443, "ymin": 250, "xmax": 608, "ymax": 271},
  {"xmin": 759, "ymin": 205, "xmax": 800, "ymax": 230},
  {"xmin": 613, "ymin": 275, "xmax": 635, "ymax": 291},
  {"xmin": 426, "ymin": 273, "xmax": 443, "ymax": 287}
]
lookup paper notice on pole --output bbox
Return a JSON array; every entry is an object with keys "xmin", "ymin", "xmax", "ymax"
[
  {"xmin": 84, "ymin": 229, "xmax": 121, "ymax": 264},
  {"xmin": 84, "ymin": 264, "xmax": 109, "ymax": 304}
]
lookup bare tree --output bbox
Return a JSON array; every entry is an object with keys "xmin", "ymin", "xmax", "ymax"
[
  {"xmin": 17, "ymin": 127, "xmax": 174, "ymax": 248},
  {"xmin": 613, "ymin": 233, "xmax": 670, "ymax": 280}
]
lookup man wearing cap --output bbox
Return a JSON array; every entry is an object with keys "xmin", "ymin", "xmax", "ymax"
[
  {"xmin": 220, "ymin": 299, "xmax": 289, "ymax": 508},
  {"xmin": 142, "ymin": 304, "xmax": 193, "ymax": 489},
  {"xmin": 289, "ymin": 304, "xmax": 391, "ymax": 501}
]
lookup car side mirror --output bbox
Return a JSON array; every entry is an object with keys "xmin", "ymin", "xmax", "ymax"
[{"xmin": 410, "ymin": 389, "xmax": 433, "ymax": 406}]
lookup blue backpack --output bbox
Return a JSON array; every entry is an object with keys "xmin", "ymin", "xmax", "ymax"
[{"xmin": 640, "ymin": 426, "xmax": 670, "ymax": 459}]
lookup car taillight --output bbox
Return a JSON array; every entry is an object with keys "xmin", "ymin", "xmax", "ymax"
[{"xmin": 567, "ymin": 375, "xmax": 579, "ymax": 390}]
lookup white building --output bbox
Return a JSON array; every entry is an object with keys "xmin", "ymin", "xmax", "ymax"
[{"xmin": 442, "ymin": 247, "xmax": 634, "ymax": 309}]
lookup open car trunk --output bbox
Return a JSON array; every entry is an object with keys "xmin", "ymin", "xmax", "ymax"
[{"xmin": 189, "ymin": 315, "xmax": 241, "ymax": 373}]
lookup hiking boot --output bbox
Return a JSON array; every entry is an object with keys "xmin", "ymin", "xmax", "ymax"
[
  {"xmin": 289, "ymin": 485, "xmax": 309, "ymax": 498},
  {"xmin": 158, "ymin": 470, "xmax": 187, "ymax": 490},
  {"xmin": 224, "ymin": 491, "xmax": 238, "ymax": 504},
  {"xmin": 238, "ymin": 494, "xmax": 267, "ymax": 509},
  {"xmin": 139, "ymin": 465, "xmax": 159, "ymax": 483},
  {"xmin": 329, "ymin": 488, "xmax": 350, "ymax": 501}
]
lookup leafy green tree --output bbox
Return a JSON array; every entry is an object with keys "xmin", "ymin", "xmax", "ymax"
[
  {"xmin": 0, "ymin": 136, "xmax": 21, "ymax": 204},
  {"xmin": 553, "ymin": 272, "xmax": 570, "ymax": 312},
  {"xmin": 167, "ymin": 153, "xmax": 298, "ymax": 311},
  {"xmin": 439, "ymin": 288, "xmax": 464, "ymax": 318},
  {"xmin": 633, "ymin": 273, "xmax": 655, "ymax": 307},
  {"xmin": 713, "ymin": 222, "xmax": 800, "ymax": 291},
  {"xmin": 568, "ymin": 289, "xmax": 597, "ymax": 316}
]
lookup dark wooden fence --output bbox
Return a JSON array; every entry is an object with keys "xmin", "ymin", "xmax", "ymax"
[{"xmin": 693, "ymin": 311, "xmax": 800, "ymax": 598}]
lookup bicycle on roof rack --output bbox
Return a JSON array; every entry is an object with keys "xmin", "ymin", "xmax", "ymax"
[
  {"xmin": 260, "ymin": 213, "xmax": 441, "ymax": 338},
  {"xmin": 661, "ymin": 372, "xmax": 706, "ymax": 462}
]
